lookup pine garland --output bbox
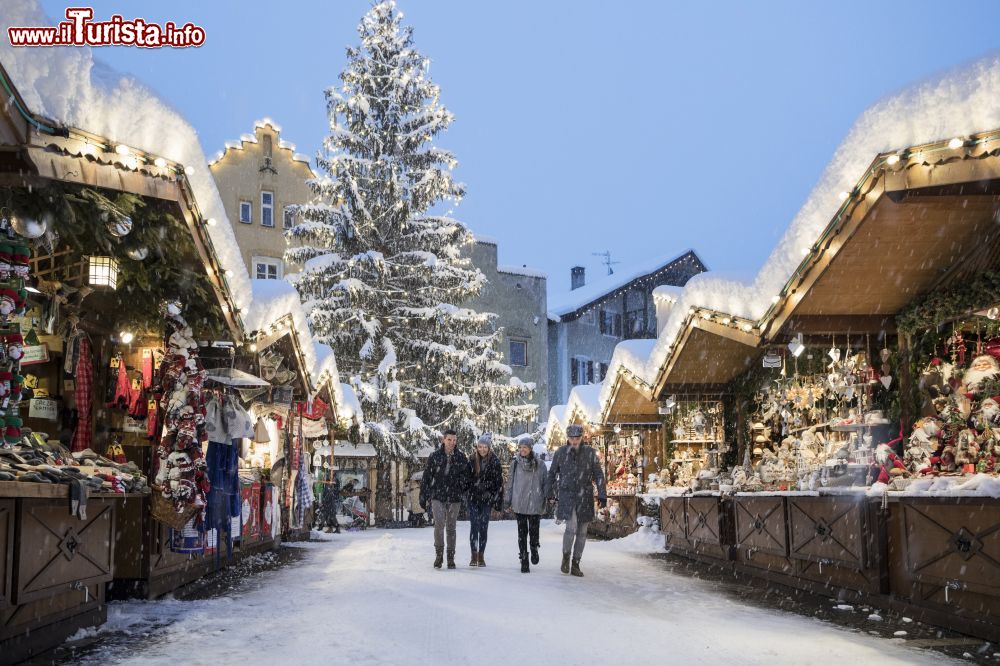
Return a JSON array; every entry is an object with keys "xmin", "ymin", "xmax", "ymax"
[
  {"xmin": 896, "ymin": 271, "xmax": 1000, "ymax": 336},
  {"xmin": 2, "ymin": 184, "xmax": 224, "ymax": 336}
]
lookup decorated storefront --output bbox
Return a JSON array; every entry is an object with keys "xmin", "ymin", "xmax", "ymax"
[
  {"xmin": 641, "ymin": 130, "xmax": 1000, "ymax": 642},
  {"xmin": 0, "ymin": 61, "xmax": 349, "ymax": 660}
]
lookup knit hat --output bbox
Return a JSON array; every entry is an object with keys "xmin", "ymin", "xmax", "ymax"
[
  {"xmin": 477, "ymin": 432, "xmax": 493, "ymax": 446},
  {"xmin": 566, "ymin": 424, "xmax": 584, "ymax": 438},
  {"xmin": 516, "ymin": 434, "xmax": 534, "ymax": 448}
]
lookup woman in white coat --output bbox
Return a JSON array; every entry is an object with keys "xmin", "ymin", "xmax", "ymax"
[{"xmin": 504, "ymin": 435, "xmax": 548, "ymax": 573}]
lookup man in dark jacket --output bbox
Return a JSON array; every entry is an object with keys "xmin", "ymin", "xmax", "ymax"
[
  {"xmin": 546, "ymin": 424, "xmax": 607, "ymax": 577},
  {"xmin": 420, "ymin": 429, "xmax": 470, "ymax": 569}
]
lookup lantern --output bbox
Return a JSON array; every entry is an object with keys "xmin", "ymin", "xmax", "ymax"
[{"xmin": 88, "ymin": 256, "xmax": 119, "ymax": 290}]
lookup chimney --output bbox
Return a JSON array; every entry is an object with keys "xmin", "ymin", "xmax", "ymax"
[{"xmin": 570, "ymin": 266, "xmax": 585, "ymax": 290}]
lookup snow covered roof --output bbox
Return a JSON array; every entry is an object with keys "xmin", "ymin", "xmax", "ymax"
[
  {"xmin": 548, "ymin": 249, "xmax": 704, "ymax": 320},
  {"xmin": 497, "ymin": 264, "xmax": 547, "ymax": 279},
  {"xmin": 210, "ymin": 118, "xmax": 314, "ymax": 170},
  {"xmin": 543, "ymin": 405, "xmax": 568, "ymax": 446},
  {"xmin": 473, "ymin": 234, "xmax": 498, "ymax": 246},
  {"xmin": 0, "ymin": 2, "xmax": 255, "ymax": 322},
  {"xmin": 636, "ymin": 52, "xmax": 1000, "ymax": 399},
  {"xmin": 0, "ymin": 2, "xmax": 356, "ymax": 418},
  {"xmin": 566, "ymin": 382, "xmax": 604, "ymax": 424},
  {"xmin": 334, "ymin": 441, "xmax": 378, "ymax": 458}
]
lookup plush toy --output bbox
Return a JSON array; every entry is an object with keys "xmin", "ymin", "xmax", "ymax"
[
  {"xmin": 904, "ymin": 441, "xmax": 935, "ymax": 475},
  {"xmin": 871, "ymin": 443, "xmax": 907, "ymax": 484},
  {"xmin": 963, "ymin": 355, "xmax": 1000, "ymax": 397}
]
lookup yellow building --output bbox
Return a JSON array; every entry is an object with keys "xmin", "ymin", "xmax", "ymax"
[{"xmin": 209, "ymin": 119, "xmax": 314, "ymax": 279}]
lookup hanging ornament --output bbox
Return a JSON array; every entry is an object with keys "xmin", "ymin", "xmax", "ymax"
[
  {"xmin": 880, "ymin": 375, "xmax": 893, "ymax": 390},
  {"xmin": 880, "ymin": 348, "xmax": 891, "ymax": 364},
  {"xmin": 9, "ymin": 210, "xmax": 51, "ymax": 239},
  {"xmin": 828, "ymin": 346, "xmax": 841, "ymax": 363},
  {"xmin": 108, "ymin": 215, "xmax": 133, "ymax": 237},
  {"xmin": 126, "ymin": 246, "xmax": 149, "ymax": 261}
]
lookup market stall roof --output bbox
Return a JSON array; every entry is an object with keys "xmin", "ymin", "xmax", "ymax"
[
  {"xmin": 0, "ymin": 2, "xmax": 354, "ymax": 422},
  {"xmin": 543, "ymin": 404, "xmax": 568, "ymax": 447},
  {"xmin": 621, "ymin": 53, "xmax": 1000, "ymax": 403},
  {"xmin": 759, "ymin": 132, "xmax": 1000, "ymax": 341}
]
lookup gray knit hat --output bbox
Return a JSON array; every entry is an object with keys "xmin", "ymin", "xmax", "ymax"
[
  {"xmin": 516, "ymin": 434, "xmax": 534, "ymax": 448},
  {"xmin": 477, "ymin": 432, "xmax": 493, "ymax": 446},
  {"xmin": 566, "ymin": 424, "xmax": 584, "ymax": 437}
]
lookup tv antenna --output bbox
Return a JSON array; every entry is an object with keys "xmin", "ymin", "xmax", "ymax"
[{"xmin": 592, "ymin": 251, "xmax": 621, "ymax": 275}]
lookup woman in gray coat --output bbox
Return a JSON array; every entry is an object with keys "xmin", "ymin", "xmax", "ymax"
[{"xmin": 504, "ymin": 435, "xmax": 548, "ymax": 573}]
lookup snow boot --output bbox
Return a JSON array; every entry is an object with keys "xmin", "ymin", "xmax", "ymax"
[
  {"xmin": 520, "ymin": 555, "xmax": 530, "ymax": 573},
  {"xmin": 470, "ymin": 548, "xmax": 478, "ymax": 567},
  {"xmin": 571, "ymin": 559, "xmax": 584, "ymax": 577},
  {"xmin": 561, "ymin": 552, "xmax": 571, "ymax": 574},
  {"xmin": 530, "ymin": 544, "xmax": 539, "ymax": 565},
  {"xmin": 447, "ymin": 550, "xmax": 456, "ymax": 569},
  {"xmin": 434, "ymin": 549, "xmax": 443, "ymax": 569},
  {"xmin": 478, "ymin": 551, "xmax": 486, "ymax": 567}
]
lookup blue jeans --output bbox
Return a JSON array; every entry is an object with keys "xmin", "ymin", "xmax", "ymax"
[{"xmin": 468, "ymin": 501, "xmax": 492, "ymax": 552}]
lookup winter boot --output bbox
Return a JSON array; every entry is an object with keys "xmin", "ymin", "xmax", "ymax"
[
  {"xmin": 434, "ymin": 549, "xmax": 444, "ymax": 569},
  {"xmin": 470, "ymin": 548, "xmax": 479, "ymax": 567},
  {"xmin": 561, "ymin": 552, "xmax": 571, "ymax": 574},
  {"xmin": 447, "ymin": 550, "xmax": 456, "ymax": 569},
  {"xmin": 571, "ymin": 559, "xmax": 584, "ymax": 577},
  {"xmin": 478, "ymin": 551, "xmax": 486, "ymax": 567},
  {"xmin": 530, "ymin": 544, "xmax": 539, "ymax": 565},
  {"xmin": 520, "ymin": 554, "xmax": 530, "ymax": 573}
]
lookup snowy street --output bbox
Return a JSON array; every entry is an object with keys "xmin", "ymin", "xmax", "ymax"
[{"xmin": 68, "ymin": 522, "xmax": 953, "ymax": 665}]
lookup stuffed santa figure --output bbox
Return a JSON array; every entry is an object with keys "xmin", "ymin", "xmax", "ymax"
[
  {"xmin": 871, "ymin": 443, "xmax": 907, "ymax": 484},
  {"xmin": 963, "ymin": 355, "xmax": 999, "ymax": 396},
  {"xmin": 975, "ymin": 396, "xmax": 1000, "ymax": 430}
]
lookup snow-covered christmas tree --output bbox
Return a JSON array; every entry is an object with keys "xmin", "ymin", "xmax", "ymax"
[{"xmin": 288, "ymin": 1, "xmax": 536, "ymax": 517}]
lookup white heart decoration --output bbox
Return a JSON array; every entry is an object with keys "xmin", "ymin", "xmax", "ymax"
[
  {"xmin": 828, "ymin": 348, "xmax": 841, "ymax": 363},
  {"xmin": 880, "ymin": 375, "xmax": 893, "ymax": 390}
]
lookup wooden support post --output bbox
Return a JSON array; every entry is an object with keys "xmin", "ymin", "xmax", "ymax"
[{"xmin": 898, "ymin": 332, "xmax": 914, "ymax": 430}]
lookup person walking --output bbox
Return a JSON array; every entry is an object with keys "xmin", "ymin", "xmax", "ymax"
[
  {"xmin": 547, "ymin": 424, "xmax": 607, "ymax": 578},
  {"xmin": 505, "ymin": 434, "xmax": 548, "ymax": 573},
  {"xmin": 420, "ymin": 429, "xmax": 470, "ymax": 569},
  {"xmin": 467, "ymin": 433, "xmax": 503, "ymax": 567}
]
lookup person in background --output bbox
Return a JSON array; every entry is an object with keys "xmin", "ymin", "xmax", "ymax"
[
  {"xmin": 406, "ymin": 472, "xmax": 426, "ymax": 527},
  {"xmin": 420, "ymin": 429, "xmax": 470, "ymax": 569},
  {"xmin": 467, "ymin": 433, "xmax": 503, "ymax": 567},
  {"xmin": 505, "ymin": 434, "xmax": 548, "ymax": 573},
  {"xmin": 547, "ymin": 424, "xmax": 607, "ymax": 578}
]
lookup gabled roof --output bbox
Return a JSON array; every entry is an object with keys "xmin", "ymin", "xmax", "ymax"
[
  {"xmin": 208, "ymin": 118, "xmax": 314, "ymax": 172},
  {"xmin": 548, "ymin": 249, "xmax": 705, "ymax": 321}
]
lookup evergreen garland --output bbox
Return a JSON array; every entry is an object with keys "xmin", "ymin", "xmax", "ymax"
[{"xmin": 1, "ymin": 184, "xmax": 225, "ymax": 337}]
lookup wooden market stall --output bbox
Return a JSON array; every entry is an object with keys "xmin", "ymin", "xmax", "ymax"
[{"xmin": 637, "ymin": 129, "xmax": 1000, "ymax": 641}]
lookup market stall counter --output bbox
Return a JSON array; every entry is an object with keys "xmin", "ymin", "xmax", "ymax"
[
  {"xmin": 0, "ymin": 481, "xmax": 137, "ymax": 663},
  {"xmin": 659, "ymin": 492, "xmax": 734, "ymax": 564}
]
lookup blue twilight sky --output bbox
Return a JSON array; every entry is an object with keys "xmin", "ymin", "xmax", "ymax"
[{"xmin": 39, "ymin": 0, "xmax": 1000, "ymax": 296}]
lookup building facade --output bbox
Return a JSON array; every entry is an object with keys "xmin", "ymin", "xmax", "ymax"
[
  {"xmin": 547, "ymin": 250, "xmax": 706, "ymax": 406},
  {"xmin": 209, "ymin": 119, "xmax": 314, "ymax": 280},
  {"xmin": 464, "ymin": 237, "xmax": 549, "ymax": 428}
]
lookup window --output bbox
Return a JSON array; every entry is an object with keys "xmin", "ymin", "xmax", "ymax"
[
  {"xmin": 283, "ymin": 205, "xmax": 296, "ymax": 230},
  {"xmin": 239, "ymin": 200, "xmax": 252, "ymax": 224},
  {"xmin": 625, "ymin": 289, "xmax": 648, "ymax": 339},
  {"xmin": 599, "ymin": 309, "xmax": 622, "ymax": 337},
  {"xmin": 597, "ymin": 362, "xmax": 609, "ymax": 382},
  {"xmin": 571, "ymin": 356, "xmax": 593, "ymax": 385},
  {"xmin": 252, "ymin": 256, "xmax": 282, "ymax": 280},
  {"xmin": 509, "ymin": 340, "xmax": 527, "ymax": 367},
  {"xmin": 262, "ymin": 134, "xmax": 273, "ymax": 158},
  {"xmin": 261, "ymin": 191, "xmax": 274, "ymax": 227}
]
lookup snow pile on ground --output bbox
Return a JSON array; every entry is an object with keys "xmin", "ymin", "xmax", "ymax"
[
  {"xmin": 69, "ymin": 522, "xmax": 951, "ymax": 665},
  {"xmin": 0, "ymin": 0, "xmax": 252, "ymax": 315},
  {"xmin": 605, "ymin": 523, "xmax": 665, "ymax": 555}
]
